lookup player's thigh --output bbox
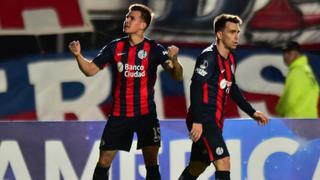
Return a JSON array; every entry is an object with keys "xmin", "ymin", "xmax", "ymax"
[
  {"xmin": 135, "ymin": 114, "xmax": 161, "ymax": 149},
  {"xmin": 190, "ymin": 122, "xmax": 230, "ymax": 163},
  {"xmin": 100, "ymin": 116, "xmax": 134, "ymax": 151}
]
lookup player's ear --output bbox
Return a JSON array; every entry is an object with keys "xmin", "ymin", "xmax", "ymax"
[
  {"xmin": 141, "ymin": 21, "xmax": 147, "ymax": 30},
  {"xmin": 217, "ymin": 32, "xmax": 222, "ymax": 40}
]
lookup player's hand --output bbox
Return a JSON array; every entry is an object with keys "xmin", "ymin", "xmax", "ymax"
[
  {"xmin": 68, "ymin": 40, "xmax": 81, "ymax": 56},
  {"xmin": 167, "ymin": 45, "xmax": 179, "ymax": 60},
  {"xmin": 165, "ymin": 45, "xmax": 179, "ymax": 69},
  {"xmin": 253, "ymin": 111, "xmax": 269, "ymax": 126},
  {"xmin": 190, "ymin": 123, "xmax": 203, "ymax": 142}
]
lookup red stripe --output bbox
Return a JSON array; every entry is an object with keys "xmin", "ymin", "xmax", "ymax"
[
  {"xmin": 222, "ymin": 57, "xmax": 233, "ymax": 127},
  {"xmin": 215, "ymin": 54, "xmax": 224, "ymax": 128},
  {"xmin": 202, "ymin": 137, "xmax": 215, "ymax": 161},
  {"xmin": 126, "ymin": 46, "xmax": 136, "ymax": 117},
  {"xmin": 215, "ymin": 75, "xmax": 224, "ymax": 128},
  {"xmin": 112, "ymin": 41, "xmax": 125, "ymax": 116},
  {"xmin": 203, "ymin": 82, "xmax": 208, "ymax": 103},
  {"xmin": 225, "ymin": 59, "xmax": 232, "ymax": 82},
  {"xmin": 140, "ymin": 42, "xmax": 150, "ymax": 115}
]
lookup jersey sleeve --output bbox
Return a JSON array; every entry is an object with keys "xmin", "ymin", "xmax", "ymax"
[
  {"xmin": 191, "ymin": 53, "xmax": 214, "ymax": 83},
  {"xmin": 93, "ymin": 42, "xmax": 114, "ymax": 69},
  {"xmin": 230, "ymin": 77, "xmax": 256, "ymax": 117},
  {"xmin": 190, "ymin": 80, "xmax": 205, "ymax": 123},
  {"xmin": 153, "ymin": 43, "xmax": 169, "ymax": 65},
  {"xmin": 189, "ymin": 53, "xmax": 215, "ymax": 124}
]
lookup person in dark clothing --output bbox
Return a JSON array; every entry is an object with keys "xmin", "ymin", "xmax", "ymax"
[
  {"xmin": 178, "ymin": 14, "xmax": 268, "ymax": 180},
  {"xmin": 69, "ymin": 4, "xmax": 183, "ymax": 180}
]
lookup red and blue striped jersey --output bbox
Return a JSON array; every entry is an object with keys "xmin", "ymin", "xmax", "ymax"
[
  {"xmin": 187, "ymin": 44, "xmax": 255, "ymax": 128},
  {"xmin": 93, "ymin": 37, "xmax": 168, "ymax": 118}
]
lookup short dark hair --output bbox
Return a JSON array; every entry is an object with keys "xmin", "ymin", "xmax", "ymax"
[
  {"xmin": 129, "ymin": 4, "xmax": 154, "ymax": 29},
  {"xmin": 282, "ymin": 41, "xmax": 301, "ymax": 53},
  {"xmin": 213, "ymin": 14, "xmax": 242, "ymax": 34}
]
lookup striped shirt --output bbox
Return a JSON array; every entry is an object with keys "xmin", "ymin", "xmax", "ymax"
[
  {"xmin": 93, "ymin": 37, "xmax": 168, "ymax": 117},
  {"xmin": 187, "ymin": 44, "xmax": 255, "ymax": 128}
]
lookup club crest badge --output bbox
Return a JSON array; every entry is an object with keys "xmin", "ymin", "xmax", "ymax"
[
  {"xmin": 216, "ymin": 147, "xmax": 224, "ymax": 156},
  {"xmin": 138, "ymin": 50, "xmax": 147, "ymax": 59}
]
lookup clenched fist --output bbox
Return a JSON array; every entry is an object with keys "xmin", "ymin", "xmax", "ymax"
[{"xmin": 69, "ymin": 40, "xmax": 81, "ymax": 56}]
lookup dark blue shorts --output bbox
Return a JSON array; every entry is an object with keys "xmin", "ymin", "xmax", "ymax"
[
  {"xmin": 186, "ymin": 118, "xmax": 230, "ymax": 163},
  {"xmin": 99, "ymin": 114, "xmax": 161, "ymax": 151}
]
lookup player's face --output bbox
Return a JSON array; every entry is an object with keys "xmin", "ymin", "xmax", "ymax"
[
  {"xmin": 123, "ymin": 10, "xmax": 146, "ymax": 34},
  {"xmin": 219, "ymin": 22, "xmax": 240, "ymax": 50}
]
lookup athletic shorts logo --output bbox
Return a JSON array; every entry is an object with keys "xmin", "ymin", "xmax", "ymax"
[
  {"xmin": 138, "ymin": 50, "xmax": 147, "ymax": 59},
  {"xmin": 117, "ymin": 62, "xmax": 124, "ymax": 72},
  {"xmin": 216, "ymin": 147, "xmax": 224, "ymax": 156},
  {"xmin": 153, "ymin": 127, "xmax": 161, "ymax": 142}
]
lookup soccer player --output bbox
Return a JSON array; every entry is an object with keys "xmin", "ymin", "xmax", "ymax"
[
  {"xmin": 178, "ymin": 14, "xmax": 269, "ymax": 180},
  {"xmin": 68, "ymin": 4, "xmax": 183, "ymax": 180}
]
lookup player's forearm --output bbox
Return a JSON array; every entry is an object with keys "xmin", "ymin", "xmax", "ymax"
[
  {"xmin": 230, "ymin": 83, "xmax": 256, "ymax": 117},
  {"xmin": 74, "ymin": 54, "xmax": 99, "ymax": 76}
]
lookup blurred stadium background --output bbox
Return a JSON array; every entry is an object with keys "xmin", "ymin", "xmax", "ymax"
[{"xmin": 0, "ymin": 0, "xmax": 319, "ymax": 179}]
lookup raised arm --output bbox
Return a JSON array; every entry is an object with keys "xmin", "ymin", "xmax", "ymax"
[
  {"xmin": 163, "ymin": 45, "xmax": 183, "ymax": 81},
  {"xmin": 68, "ymin": 40, "xmax": 100, "ymax": 76}
]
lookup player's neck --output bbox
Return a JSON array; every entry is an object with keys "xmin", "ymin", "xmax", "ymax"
[
  {"xmin": 128, "ymin": 33, "xmax": 145, "ymax": 46},
  {"xmin": 216, "ymin": 42, "xmax": 230, "ymax": 59}
]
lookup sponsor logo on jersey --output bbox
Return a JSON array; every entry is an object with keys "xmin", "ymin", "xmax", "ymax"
[
  {"xmin": 219, "ymin": 78, "xmax": 232, "ymax": 93},
  {"xmin": 117, "ymin": 62, "xmax": 124, "ymax": 72},
  {"xmin": 117, "ymin": 63, "xmax": 146, "ymax": 77},
  {"xmin": 220, "ymin": 79, "xmax": 227, "ymax": 89}
]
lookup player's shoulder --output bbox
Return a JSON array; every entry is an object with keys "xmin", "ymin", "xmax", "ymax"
[
  {"xmin": 144, "ymin": 37, "xmax": 164, "ymax": 48},
  {"xmin": 102, "ymin": 36, "xmax": 128, "ymax": 51},
  {"xmin": 144, "ymin": 37, "xmax": 156, "ymax": 44},
  {"xmin": 198, "ymin": 44, "xmax": 217, "ymax": 62},
  {"xmin": 145, "ymin": 37, "xmax": 166, "ymax": 46},
  {"xmin": 110, "ymin": 36, "xmax": 128, "ymax": 44}
]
